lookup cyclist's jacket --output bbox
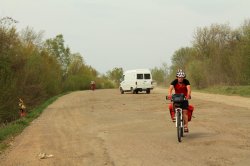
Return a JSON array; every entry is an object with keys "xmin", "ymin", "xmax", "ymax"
[{"xmin": 171, "ymin": 79, "xmax": 190, "ymax": 97}]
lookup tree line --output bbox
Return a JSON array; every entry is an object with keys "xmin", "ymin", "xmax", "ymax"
[
  {"xmin": 152, "ymin": 19, "xmax": 250, "ymax": 88},
  {"xmin": 0, "ymin": 17, "xmax": 114, "ymax": 124},
  {"xmin": 104, "ymin": 20, "xmax": 250, "ymax": 90}
]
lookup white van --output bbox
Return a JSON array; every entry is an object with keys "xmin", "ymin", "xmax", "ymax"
[{"xmin": 119, "ymin": 69, "xmax": 154, "ymax": 94}]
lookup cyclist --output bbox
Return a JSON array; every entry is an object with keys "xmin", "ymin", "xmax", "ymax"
[
  {"xmin": 90, "ymin": 81, "xmax": 96, "ymax": 90},
  {"xmin": 167, "ymin": 69, "xmax": 192, "ymax": 133}
]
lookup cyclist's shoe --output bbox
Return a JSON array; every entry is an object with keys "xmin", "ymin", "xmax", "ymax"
[
  {"xmin": 172, "ymin": 117, "xmax": 176, "ymax": 122},
  {"xmin": 184, "ymin": 127, "xmax": 189, "ymax": 133}
]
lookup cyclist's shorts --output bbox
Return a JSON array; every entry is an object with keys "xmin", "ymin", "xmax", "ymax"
[{"xmin": 182, "ymin": 100, "xmax": 189, "ymax": 109}]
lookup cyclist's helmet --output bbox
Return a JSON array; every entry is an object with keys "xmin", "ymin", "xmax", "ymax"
[{"xmin": 176, "ymin": 69, "xmax": 186, "ymax": 78}]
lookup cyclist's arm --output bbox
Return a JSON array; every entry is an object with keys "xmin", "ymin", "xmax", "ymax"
[
  {"xmin": 187, "ymin": 85, "xmax": 191, "ymax": 98},
  {"xmin": 168, "ymin": 85, "xmax": 174, "ymax": 96}
]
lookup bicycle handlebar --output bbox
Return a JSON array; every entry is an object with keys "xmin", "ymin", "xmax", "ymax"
[{"xmin": 165, "ymin": 94, "xmax": 191, "ymax": 102}]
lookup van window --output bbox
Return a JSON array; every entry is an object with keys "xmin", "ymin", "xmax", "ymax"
[
  {"xmin": 137, "ymin": 74, "xmax": 143, "ymax": 79},
  {"xmin": 144, "ymin": 74, "xmax": 151, "ymax": 79}
]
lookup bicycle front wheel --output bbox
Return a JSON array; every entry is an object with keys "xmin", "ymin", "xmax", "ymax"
[{"xmin": 176, "ymin": 111, "xmax": 182, "ymax": 142}]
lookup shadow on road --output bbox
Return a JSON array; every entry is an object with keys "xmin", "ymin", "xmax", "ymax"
[{"xmin": 185, "ymin": 131, "xmax": 216, "ymax": 140}]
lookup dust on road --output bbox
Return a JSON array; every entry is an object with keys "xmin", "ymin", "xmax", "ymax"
[{"xmin": 1, "ymin": 88, "xmax": 250, "ymax": 166}]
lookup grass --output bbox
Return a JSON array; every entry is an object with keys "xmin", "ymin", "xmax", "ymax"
[
  {"xmin": 0, "ymin": 93, "xmax": 67, "ymax": 153},
  {"xmin": 194, "ymin": 85, "xmax": 250, "ymax": 97}
]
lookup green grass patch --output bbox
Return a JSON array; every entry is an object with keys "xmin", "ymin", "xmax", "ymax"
[
  {"xmin": 194, "ymin": 85, "xmax": 250, "ymax": 97},
  {"xmin": 0, "ymin": 93, "xmax": 67, "ymax": 153}
]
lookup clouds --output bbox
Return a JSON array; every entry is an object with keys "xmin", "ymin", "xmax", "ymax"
[{"xmin": 1, "ymin": 0, "xmax": 250, "ymax": 73}]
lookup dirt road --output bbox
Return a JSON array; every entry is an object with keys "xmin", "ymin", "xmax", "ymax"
[{"xmin": 1, "ymin": 88, "xmax": 250, "ymax": 166}]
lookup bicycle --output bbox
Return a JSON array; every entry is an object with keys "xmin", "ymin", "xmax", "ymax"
[{"xmin": 167, "ymin": 93, "xmax": 187, "ymax": 142}]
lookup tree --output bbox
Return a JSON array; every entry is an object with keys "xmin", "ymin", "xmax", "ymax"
[
  {"xmin": 106, "ymin": 67, "xmax": 123, "ymax": 87},
  {"xmin": 237, "ymin": 20, "xmax": 250, "ymax": 84},
  {"xmin": 44, "ymin": 34, "xmax": 70, "ymax": 75},
  {"xmin": 171, "ymin": 47, "xmax": 194, "ymax": 69},
  {"xmin": 67, "ymin": 53, "xmax": 85, "ymax": 76},
  {"xmin": 151, "ymin": 63, "xmax": 169, "ymax": 86}
]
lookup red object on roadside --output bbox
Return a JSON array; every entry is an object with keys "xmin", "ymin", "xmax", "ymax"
[
  {"xmin": 19, "ymin": 98, "xmax": 27, "ymax": 117},
  {"xmin": 20, "ymin": 110, "xmax": 26, "ymax": 117}
]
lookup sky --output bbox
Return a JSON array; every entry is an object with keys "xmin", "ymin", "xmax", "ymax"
[{"xmin": 1, "ymin": 0, "xmax": 250, "ymax": 74}]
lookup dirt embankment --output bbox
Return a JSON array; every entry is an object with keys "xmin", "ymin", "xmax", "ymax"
[{"xmin": 1, "ymin": 88, "xmax": 250, "ymax": 166}]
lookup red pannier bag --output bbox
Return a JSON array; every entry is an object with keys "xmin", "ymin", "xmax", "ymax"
[{"xmin": 168, "ymin": 104, "xmax": 194, "ymax": 121}]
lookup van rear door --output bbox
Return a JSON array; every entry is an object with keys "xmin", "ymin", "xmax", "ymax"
[
  {"xmin": 136, "ymin": 73, "xmax": 151, "ymax": 89},
  {"xmin": 143, "ymin": 73, "xmax": 152, "ymax": 88}
]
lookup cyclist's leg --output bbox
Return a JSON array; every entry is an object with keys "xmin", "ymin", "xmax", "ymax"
[
  {"xmin": 183, "ymin": 101, "xmax": 189, "ymax": 132},
  {"xmin": 168, "ymin": 104, "xmax": 175, "ymax": 122},
  {"xmin": 183, "ymin": 109, "xmax": 188, "ymax": 127}
]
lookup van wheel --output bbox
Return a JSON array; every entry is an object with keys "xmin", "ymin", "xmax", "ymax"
[
  {"xmin": 146, "ymin": 89, "xmax": 150, "ymax": 94},
  {"xmin": 120, "ymin": 88, "xmax": 124, "ymax": 94},
  {"xmin": 131, "ymin": 87, "xmax": 135, "ymax": 94}
]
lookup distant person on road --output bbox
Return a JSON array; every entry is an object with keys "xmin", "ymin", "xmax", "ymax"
[
  {"xmin": 167, "ymin": 69, "xmax": 193, "ymax": 133},
  {"xmin": 90, "ymin": 81, "xmax": 96, "ymax": 91}
]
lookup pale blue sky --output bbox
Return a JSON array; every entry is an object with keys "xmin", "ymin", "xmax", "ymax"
[{"xmin": 1, "ymin": 0, "xmax": 250, "ymax": 74}]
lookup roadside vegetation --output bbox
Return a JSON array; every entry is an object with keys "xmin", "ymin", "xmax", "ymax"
[
  {"xmin": 0, "ymin": 17, "xmax": 118, "ymax": 152},
  {"xmin": 0, "ymin": 94, "xmax": 63, "ymax": 152},
  {"xmin": 0, "ymin": 17, "xmax": 116, "ymax": 125},
  {"xmin": 194, "ymin": 85, "xmax": 250, "ymax": 97}
]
